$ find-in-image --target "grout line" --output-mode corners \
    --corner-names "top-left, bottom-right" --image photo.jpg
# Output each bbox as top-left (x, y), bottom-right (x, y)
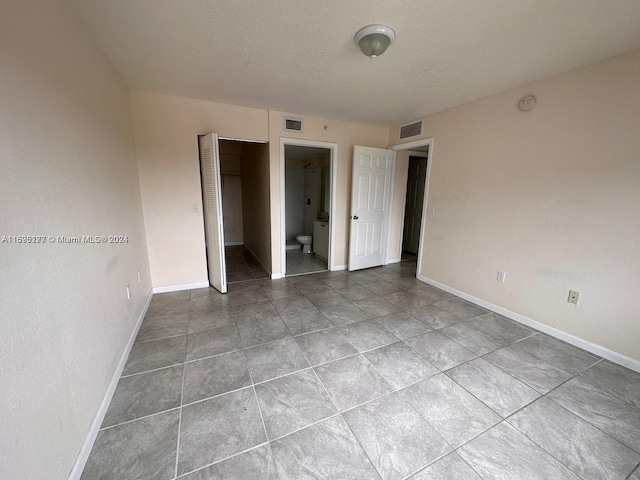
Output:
top-left (98, 406), bottom-right (182, 431)
top-left (175, 441), bottom-right (270, 479)
top-left (174, 363), bottom-right (186, 478)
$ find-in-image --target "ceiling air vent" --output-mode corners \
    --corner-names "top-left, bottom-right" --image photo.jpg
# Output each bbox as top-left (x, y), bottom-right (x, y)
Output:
top-left (284, 117), bottom-right (303, 132)
top-left (399, 120), bottom-right (423, 139)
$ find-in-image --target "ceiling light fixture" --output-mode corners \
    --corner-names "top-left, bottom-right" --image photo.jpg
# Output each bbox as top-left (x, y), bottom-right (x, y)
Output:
top-left (354, 24), bottom-right (395, 60)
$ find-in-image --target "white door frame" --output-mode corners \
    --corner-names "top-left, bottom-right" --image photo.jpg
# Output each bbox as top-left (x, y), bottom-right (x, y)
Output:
top-left (389, 138), bottom-right (434, 278)
top-left (279, 138), bottom-right (338, 276)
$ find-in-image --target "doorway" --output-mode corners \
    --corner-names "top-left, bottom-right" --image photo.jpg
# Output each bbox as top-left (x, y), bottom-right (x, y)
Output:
top-left (402, 151), bottom-right (428, 261)
top-left (280, 139), bottom-right (337, 277)
top-left (389, 138), bottom-right (433, 277)
top-left (199, 135), bottom-right (271, 292)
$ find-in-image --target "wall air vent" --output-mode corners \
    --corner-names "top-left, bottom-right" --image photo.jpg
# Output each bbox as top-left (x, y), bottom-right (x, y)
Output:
top-left (399, 120), bottom-right (423, 139)
top-left (284, 117), bottom-right (303, 132)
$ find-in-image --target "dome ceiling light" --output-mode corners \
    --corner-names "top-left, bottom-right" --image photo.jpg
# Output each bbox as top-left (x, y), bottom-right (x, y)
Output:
top-left (354, 24), bottom-right (396, 60)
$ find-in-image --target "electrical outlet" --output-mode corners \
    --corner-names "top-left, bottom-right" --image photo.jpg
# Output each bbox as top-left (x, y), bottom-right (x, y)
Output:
top-left (126, 285), bottom-right (131, 300)
top-left (568, 290), bottom-right (580, 305)
top-left (496, 270), bottom-right (506, 283)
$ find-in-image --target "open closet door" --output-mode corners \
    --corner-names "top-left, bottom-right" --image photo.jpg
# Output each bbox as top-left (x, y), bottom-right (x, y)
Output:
top-left (348, 146), bottom-right (395, 271)
top-left (198, 133), bottom-right (227, 293)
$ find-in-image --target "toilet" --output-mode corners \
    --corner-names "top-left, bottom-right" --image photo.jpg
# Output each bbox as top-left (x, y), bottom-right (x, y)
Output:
top-left (296, 234), bottom-right (313, 254)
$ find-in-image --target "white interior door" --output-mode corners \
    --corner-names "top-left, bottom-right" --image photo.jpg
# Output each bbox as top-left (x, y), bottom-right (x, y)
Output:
top-left (198, 133), bottom-right (227, 293)
top-left (402, 157), bottom-right (427, 254)
top-left (348, 146), bottom-right (395, 271)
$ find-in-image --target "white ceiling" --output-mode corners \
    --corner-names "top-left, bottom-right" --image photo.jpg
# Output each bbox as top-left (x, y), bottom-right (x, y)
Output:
top-left (71, 0), bottom-right (640, 126)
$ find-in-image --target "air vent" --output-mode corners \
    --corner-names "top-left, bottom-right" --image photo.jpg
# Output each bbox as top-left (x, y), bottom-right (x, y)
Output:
top-left (399, 120), bottom-right (423, 139)
top-left (284, 117), bottom-right (303, 132)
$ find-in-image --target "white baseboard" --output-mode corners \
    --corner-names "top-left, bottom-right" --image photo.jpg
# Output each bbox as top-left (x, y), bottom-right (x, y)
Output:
top-left (152, 281), bottom-right (209, 294)
top-left (271, 273), bottom-right (285, 280)
top-left (387, 258), bottom-right (401, 264)
top-left (68, 290), bottom-right (153, 480)
top-left (224, 241), bottom-right (244, 246)
top-left (331, 264), bottom-right (347, 271)
top-left (417, 274), bottom-right (640, 373)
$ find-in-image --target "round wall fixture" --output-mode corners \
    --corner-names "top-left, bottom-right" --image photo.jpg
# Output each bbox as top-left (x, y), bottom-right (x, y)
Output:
top-left (354, 24), bottom-right (395, 60)
top-left (518, 95), bottom-right (536, 111)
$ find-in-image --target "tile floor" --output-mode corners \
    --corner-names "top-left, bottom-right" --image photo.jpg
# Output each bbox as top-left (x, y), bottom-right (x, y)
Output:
top-left (225, 245), bottom-right (270, 283)
top-left (82, 260), bottom-right (640, 480)
top-left (286, 249), bottom-right (327, 276)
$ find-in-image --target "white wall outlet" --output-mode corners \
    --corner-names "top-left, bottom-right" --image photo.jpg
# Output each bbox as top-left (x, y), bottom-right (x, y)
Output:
top-left (192, 203), bottom-right (200, 213)
top-left (137, 271), bottom-right (141, 283)
top-left (496, 270), bottom-right (506, 283)
top-left (568, 290), bottom-right (580, 305)
top-left (126, 285), bottom-right (131, 300)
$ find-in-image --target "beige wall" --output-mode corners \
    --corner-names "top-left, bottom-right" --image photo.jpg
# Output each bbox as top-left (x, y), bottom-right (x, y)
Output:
top-left (129, 91), bottom-right (268, 288)
top-left (242, 143), bottom-right (272, 270)
top-left (268, 111), bottom-right (389, 274)
top-left (389, 49), bottom-right (640, 363)
top-left (0, 1), bottom-right (150, 478)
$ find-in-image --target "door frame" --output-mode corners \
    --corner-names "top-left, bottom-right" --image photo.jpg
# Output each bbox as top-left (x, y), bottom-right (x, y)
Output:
top-left (279, 138), bottom-right (338, 276)
top-left (389, 138), bottom-right (434, 277)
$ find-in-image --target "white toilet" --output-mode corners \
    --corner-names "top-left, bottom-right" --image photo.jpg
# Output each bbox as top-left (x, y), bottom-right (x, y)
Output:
top-left (296, 234), bottom-right (313, 254)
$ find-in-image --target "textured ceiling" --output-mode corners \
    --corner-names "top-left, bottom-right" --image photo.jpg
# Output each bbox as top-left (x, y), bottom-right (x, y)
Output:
top-left (71, 0), bottom-right (640, 126)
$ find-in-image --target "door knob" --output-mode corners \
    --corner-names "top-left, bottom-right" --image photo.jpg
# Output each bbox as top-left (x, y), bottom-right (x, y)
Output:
top-left (352, 215), bottom-right (359, 220)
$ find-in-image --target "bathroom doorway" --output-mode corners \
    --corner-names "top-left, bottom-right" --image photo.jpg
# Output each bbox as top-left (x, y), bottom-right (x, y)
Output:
top-left (280, 139), bottom-right (337, 276)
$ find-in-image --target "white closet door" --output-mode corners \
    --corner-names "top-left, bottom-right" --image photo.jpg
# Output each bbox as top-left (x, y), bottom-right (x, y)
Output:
top-left (198, 133), bottom-right (227, 293)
